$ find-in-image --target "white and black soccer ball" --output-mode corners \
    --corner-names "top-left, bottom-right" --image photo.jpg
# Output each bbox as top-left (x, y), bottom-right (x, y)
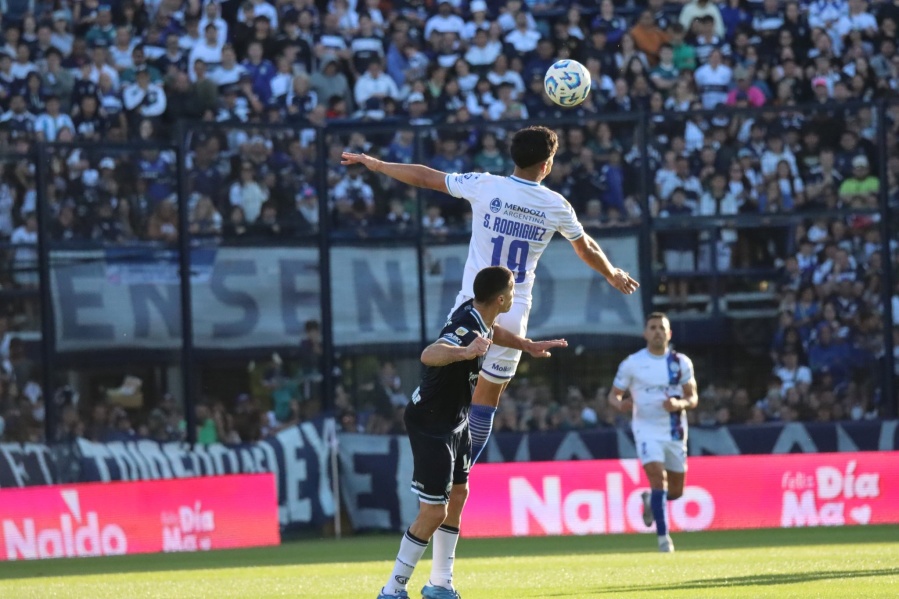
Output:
top-left (543, 59), bottom-right (592, 107)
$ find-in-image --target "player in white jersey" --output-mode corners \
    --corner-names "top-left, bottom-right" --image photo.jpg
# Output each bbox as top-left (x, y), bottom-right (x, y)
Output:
top-left (342, 126), bottom-right (639, 465)
top-left (608, 312), bottom-right (697, 553)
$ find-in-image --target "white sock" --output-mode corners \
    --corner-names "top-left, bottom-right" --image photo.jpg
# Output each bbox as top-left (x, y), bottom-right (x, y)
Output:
top-left (429, 524), bottom-right (460, 590)
top-left (384, 529), bottom-right (429, 595)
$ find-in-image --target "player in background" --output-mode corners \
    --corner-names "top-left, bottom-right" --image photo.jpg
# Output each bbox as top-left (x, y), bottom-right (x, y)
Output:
top-left (342, 126), bottom-right (639, 466)
top-left (608, 312), bottom-right (697, 553)
top-left (378, 266), bottom-right (567, 599)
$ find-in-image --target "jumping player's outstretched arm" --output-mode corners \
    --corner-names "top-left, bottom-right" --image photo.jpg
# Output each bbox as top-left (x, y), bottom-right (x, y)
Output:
top-left (492, 325), bottom-right (567, 358)
top-left (570, 233), bottom-right (640, 295)
top-left (341, 152), bottom-right (449, 194)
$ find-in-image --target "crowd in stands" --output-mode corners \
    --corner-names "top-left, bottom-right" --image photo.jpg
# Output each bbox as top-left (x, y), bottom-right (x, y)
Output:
top-left (2, 0), bottom-right (898, 442)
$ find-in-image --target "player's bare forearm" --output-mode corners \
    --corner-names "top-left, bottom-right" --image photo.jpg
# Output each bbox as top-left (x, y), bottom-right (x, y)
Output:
top-left (340, 152), bottom-right (448, 192)
top-left (421, 342), bottom-right (472, 367)
top-left (376, 162), bottom-right (448, 192)
top-left (421, 336), bottom-right (490, 366)
top-left (493, 325), bottom-right (567, 358)
top-left (491, 325), bottom-right (527, 351)
top-left (571, 234), bottom-right (639, 294)
top-left (573, 233), bottom-right (614, 277)
top-left (680, 379), bottom-right (698, 410)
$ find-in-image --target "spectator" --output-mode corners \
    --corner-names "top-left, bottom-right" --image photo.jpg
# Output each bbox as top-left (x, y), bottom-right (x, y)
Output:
top-left (333, 163), bottom-right (374, 224)
top-left (631, 10), bottom-right (671, 65)
top-left (505, 12), bottom-right (541, 55)
top-left (425, 1), bottom-right (465, 42)
top-left (34, 95), bottom-right (75, 142)
top-left (155, 34), bottom-right (189, 78)
top-left (41, 50), bottom-right (75, 113)
top-left (146, 199), bottom-right (178, 243)
top-left (199, 0), bottom-right (229, 48)
top-left (679, 0), bottom-right (726, 38)
top-left (189, 23), bottom-right (224, 75)
top-left (421, 204), bottom-right (448, 237)
top-left (838, 155), bottom-right (879, 204)
top-left (774, 349), bottom-right (813, 393)
top-left (241, 41), bottom-right (276, 103)
top-left (487, 81), bottom-right (528, 121)
top-left (727, 66), bottom-right (767, 107)
top-left (808, 324), bottom-right (852, 384)
top-left (593, 0), bottom-right (628, 47)
top-left (650, 45), bottom-right (679, 93)
top-left (50, 12), bottom-right (75, 58)
top-left (487, 54), bottom-right (525, 99)
top-left (660, 156), bottom-right (703, 203)
top-left (189, 196), bottom-right (223, 237)
top-left (123, 67), bottom-right (167, 130)
top-left (109, 27), bottom-right (137, 73)
top-left (694, 48), bottom-right (733, 109)
top-left (311, 55), bottom-right (352, 113)
top-left (10, 211), bottom-right (38, 288)
top-left (464, 28), bottom-right (502, 69)
top-left (85, 5), bottom-right (116, 48)
top-left (659, 188), bottom-right (697, 310)
top-left (210, 44), bottom-right (245, 90)
top-left (228, 162), bottom-right (269, 223)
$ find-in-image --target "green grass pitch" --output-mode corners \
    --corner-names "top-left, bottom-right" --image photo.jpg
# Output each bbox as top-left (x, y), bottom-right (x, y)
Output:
top-left (0, 526), bottom-right (896, 598)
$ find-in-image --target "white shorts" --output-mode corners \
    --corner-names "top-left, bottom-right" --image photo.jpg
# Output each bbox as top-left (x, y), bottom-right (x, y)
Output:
top-left (635, 437), bottom-right (687, 473)
top-left (450, 293), bottom-right (530, 384)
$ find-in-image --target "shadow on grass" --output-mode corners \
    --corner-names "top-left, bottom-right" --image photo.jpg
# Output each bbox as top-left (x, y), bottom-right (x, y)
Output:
top-left (542, 567), bottom-right (899, 596)
top-left (0, 525), bottom-right (896, 581)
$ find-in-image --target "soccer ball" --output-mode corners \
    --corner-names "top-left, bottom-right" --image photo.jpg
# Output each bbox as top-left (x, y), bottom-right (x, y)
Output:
top-left (544, 60), bottom-right (592, 107)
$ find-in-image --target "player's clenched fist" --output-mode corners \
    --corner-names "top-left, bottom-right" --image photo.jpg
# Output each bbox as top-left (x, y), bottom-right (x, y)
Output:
top-left (464, 333), bottom-right (492, 359)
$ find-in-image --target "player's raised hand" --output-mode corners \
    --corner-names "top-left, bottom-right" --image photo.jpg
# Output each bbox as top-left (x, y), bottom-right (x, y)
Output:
top-left (464, 333), bottom-right (492, 360)
top-left (524, 338), bottom-right (568, 358)
top-left (607, 268), bottom-right (640, 295)
top-left (340, 151), bottom-right (381, 172)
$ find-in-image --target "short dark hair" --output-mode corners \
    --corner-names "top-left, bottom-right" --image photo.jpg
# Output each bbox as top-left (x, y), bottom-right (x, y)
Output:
top-left (473, 266), bottom-right (514, 303)
top-left (510, 126), bottom-right (558, 169)
top-left (645, 311), bottom-right (669, 325)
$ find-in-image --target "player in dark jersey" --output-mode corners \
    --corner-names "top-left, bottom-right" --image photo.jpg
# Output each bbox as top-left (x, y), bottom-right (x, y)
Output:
top-left (378, 266), bottom-right (567, 599)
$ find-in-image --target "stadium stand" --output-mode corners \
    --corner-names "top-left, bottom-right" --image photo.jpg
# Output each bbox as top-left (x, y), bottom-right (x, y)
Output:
top-left (0, 0), bottom-right (896, 442)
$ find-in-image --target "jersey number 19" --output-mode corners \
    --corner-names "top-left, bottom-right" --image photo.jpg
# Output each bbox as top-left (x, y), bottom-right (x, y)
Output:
top-left (490, 235), bottom-right (529, 283)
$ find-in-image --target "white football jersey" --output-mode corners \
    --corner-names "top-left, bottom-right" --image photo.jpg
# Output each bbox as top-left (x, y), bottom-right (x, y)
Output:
top-left (612, 348), bottom-right (695, 441)
top-left (445, 172), bottom-right (584, 306)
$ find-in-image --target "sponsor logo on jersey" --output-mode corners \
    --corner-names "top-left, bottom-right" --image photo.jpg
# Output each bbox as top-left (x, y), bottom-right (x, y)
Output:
top-left (455, 327), bottom-right (469, 336)
top-left (504, 202), bottom-right (547, 219)
top-left (443, 334), bottom-right (462, 345)
top-left (490, 198), bottom-right (502, 213)
top-left (489, 362), bottom-right (514, 372)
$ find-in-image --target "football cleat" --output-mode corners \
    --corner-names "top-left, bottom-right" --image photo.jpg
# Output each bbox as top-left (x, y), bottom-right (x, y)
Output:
top-left (422, 583), bottom-right (461, 599)
top-left (658, 535), bottom-right (675, 553)
top-left (377, 589), bottom-right (410, 599)
top-left (641, 491), bottom-right (654, 527)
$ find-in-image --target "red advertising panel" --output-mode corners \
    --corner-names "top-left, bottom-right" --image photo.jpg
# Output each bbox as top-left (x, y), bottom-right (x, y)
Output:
top-left (0, 474), bottom-right (279, 560)
top-left (466, 452), bottom-right (898, 538)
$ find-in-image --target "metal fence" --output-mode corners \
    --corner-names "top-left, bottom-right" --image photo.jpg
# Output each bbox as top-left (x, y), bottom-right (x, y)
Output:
top-left (1, 99), bottom-right (895, 444)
